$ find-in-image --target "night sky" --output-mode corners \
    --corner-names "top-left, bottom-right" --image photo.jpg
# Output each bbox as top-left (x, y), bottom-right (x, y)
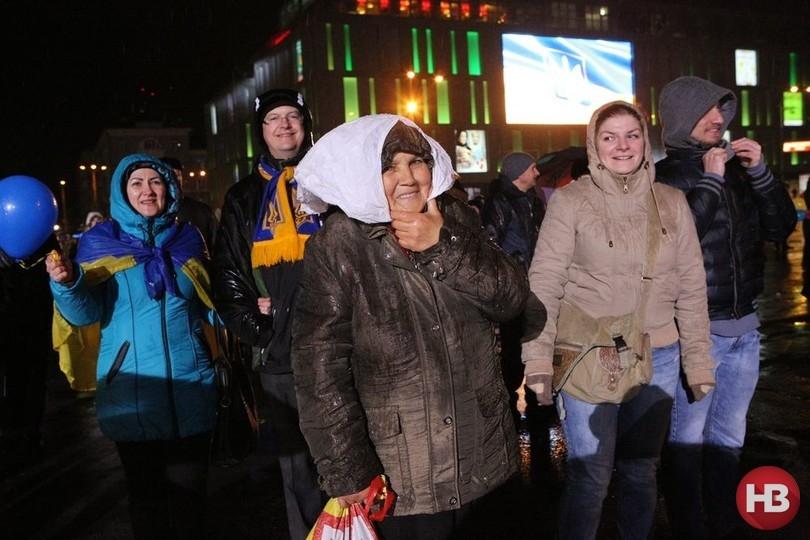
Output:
top-left (0, 1), bottom-right (282, 188)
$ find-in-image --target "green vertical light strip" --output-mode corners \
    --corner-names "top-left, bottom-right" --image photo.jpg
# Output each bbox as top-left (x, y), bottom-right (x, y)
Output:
top-left (343, 24), bottom-right (353, 72)
top-left (437, 80), bottom-right (450, 124)
top-left (469, 81), bottom-right (478, 124)
top-left (411, 28), bottom-right (421, 73)
top-left (650, 86), bottom-right (657, 126)
top-left (395, 78), bottom-right (403, 116)
top-left (766, 92), bottom-right (773, 126)
top-left (569, 130), bottom-right (581, 146)
top-left (741, 89), bottom-right (751, 127)
top-left (789, 52), bottom-right (798, 87)
top-left (791, 128), bottom-right (799, 166)
top-left (368, 78), bottom-right (377, 114)
top-left (512, 130), bottom-right (523, 151)
top-left (422, 79), bottom-right (430, 124)
top-left (482, 81), bottom-right (491, 124)
top-left (426, 29), bottom-right (434, 74)
top-left (755, 93), bottom-right (762, 126)
top-left (245, 123), bottom-right (253, 159)
top-left (295, 39), bottom-right (304, 82)
top-left (450, 30), bottom-right (458, 75)
top-left (467, 31), bottom-right (481, 76)
top-left (325, 23), bottom-right (335, 71)
top-left (342, 77), bottom-right (359, 122)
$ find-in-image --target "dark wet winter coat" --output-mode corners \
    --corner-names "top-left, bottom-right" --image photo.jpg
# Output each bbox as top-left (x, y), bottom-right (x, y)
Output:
top-left (292, 195), bottom-right (528, 516)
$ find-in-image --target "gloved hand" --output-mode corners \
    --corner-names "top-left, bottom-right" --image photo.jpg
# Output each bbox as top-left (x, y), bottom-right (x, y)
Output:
top-left (0, 247), bottom-right (14, 269)
top-left (690, 383), bottom-right (714, 402)
top-left (525, 372), bottom-right (553, 406)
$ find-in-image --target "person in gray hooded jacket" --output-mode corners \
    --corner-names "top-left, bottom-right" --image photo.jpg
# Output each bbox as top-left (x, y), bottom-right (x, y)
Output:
top-left (656, 76), bottom-right (796, 539)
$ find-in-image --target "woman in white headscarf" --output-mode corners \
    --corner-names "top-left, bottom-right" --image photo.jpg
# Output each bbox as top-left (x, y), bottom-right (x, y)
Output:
top-left (291, 115), bottom-right (530, 539)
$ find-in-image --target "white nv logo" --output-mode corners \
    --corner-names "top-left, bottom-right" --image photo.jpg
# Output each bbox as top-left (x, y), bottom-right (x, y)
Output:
top-left (746, 483), bottom-right (791, 513)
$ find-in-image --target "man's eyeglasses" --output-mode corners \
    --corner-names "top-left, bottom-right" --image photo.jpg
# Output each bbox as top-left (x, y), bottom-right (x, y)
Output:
top-left (263, 112), bottom-right (303, 126)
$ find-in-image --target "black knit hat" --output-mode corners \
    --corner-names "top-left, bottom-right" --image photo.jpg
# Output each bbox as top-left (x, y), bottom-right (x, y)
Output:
top-left (254, 88), bottom-right (314, 159)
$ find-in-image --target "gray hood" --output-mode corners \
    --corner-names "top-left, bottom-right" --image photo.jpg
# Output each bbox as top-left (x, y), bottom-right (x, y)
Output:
top-left (659, 76), bottom-right (736, 151)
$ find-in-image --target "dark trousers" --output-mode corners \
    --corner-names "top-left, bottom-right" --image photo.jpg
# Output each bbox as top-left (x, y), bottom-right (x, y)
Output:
top-left (260, 372), bottom-right (325, 540)
top-left (116, 433), bottom-right (210, 540)
top-left (377, 503), bottom-right (476, 540)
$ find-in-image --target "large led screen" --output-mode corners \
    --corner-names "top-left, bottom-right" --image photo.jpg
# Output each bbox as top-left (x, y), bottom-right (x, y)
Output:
top-left (502, 34), bottom-right (634, 125)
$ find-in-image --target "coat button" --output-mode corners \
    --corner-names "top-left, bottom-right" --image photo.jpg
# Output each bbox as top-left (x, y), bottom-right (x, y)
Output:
top-left (444, 416), bottom-right (453, 425)
top-left (431, 324), bottom-right (440, 331)
top-left (449, 496), bottom-right (458, 505)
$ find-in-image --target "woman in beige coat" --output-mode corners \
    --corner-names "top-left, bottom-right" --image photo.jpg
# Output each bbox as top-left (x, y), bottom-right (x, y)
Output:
top-left (522, 101), bottom-right (714, 539)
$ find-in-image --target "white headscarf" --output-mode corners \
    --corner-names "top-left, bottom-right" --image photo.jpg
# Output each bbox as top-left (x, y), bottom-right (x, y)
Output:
top-left (295, 114), bottom-right (456, 224)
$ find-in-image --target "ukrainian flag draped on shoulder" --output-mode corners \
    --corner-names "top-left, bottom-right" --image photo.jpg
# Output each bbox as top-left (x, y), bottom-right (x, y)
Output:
top-left (251, 157), bottom-right (321, 268)
top-left (52, 220), bottom-right (213, 359)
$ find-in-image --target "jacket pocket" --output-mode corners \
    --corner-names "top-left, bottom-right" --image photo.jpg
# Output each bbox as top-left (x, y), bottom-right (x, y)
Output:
top-left (365, 407), bottom-right (413, 509)
top-left (106, 341), bottom-right (130, 385)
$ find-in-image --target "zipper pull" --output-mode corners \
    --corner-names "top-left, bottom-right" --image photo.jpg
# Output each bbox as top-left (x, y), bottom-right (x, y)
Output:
top-left (622, 177), bottom-right (629, 194)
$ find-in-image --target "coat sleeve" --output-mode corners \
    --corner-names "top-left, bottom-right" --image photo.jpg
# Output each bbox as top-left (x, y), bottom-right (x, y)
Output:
top-left (746, 163), bottom-right (797, 243)
top-left (521, 190), bottom-right (577, 377)
top-left (671, 192), bottom-right (715, 388)
top-left (412, 198), bottom-right (529, 323)
top-left (50, 266), bottom-right (103, 326)
top-left (291, 230), bottom-right (384, 497)
top-left (212, 189), bottom-right (274, 347)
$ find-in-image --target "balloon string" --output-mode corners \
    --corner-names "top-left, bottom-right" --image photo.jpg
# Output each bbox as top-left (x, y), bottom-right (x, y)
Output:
top-left (17, 253), bottom-right (48, 269)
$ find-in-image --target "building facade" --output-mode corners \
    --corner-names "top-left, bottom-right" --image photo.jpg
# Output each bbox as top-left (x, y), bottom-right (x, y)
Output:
top-left (204, 0), bottom-right (810, 206)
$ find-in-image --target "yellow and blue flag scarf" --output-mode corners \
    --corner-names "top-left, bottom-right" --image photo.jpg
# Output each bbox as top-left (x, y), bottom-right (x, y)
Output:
top-left (251, 157), bottom-right (321, 268)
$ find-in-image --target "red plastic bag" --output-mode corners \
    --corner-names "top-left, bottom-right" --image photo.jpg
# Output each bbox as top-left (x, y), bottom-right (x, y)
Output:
top-left (306, 475), bottom-right (395, 540)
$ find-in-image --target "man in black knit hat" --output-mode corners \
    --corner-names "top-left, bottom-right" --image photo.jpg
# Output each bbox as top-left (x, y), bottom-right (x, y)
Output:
top-left (212, 88), bottom-right (324, 539)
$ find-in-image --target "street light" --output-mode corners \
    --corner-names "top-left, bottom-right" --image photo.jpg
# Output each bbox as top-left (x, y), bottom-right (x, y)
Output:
top-left (79, 163), bottom-right (107, 208)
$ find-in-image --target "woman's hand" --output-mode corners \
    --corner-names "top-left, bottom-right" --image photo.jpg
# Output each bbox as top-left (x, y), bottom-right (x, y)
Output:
top-left (525, 373), bottom-right (553, 406)
top-left (390, 199), bottom-right (443, 252)
top-left (257, 297), bottom-right (272, 315)
top-left (336, 486), bottom-right (371, 509)
top-left (45, 250), bottom-right (75, 284)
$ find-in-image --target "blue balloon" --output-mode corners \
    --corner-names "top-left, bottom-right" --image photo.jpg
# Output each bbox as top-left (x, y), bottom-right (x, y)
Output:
top-left (0, 175), bottom-right (59, 259)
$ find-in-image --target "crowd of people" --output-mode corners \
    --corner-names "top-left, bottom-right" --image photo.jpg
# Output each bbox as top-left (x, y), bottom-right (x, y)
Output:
top-left (0, 75), bottom-right (800, 540)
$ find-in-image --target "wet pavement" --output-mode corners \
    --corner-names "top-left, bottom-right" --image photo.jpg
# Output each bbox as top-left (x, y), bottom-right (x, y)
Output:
top-left (1, 229), bottom-right (808, 540)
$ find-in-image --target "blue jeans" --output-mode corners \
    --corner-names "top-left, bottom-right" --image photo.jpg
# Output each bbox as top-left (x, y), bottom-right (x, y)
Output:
top-left (557, 343), bottom-right (681, 540)
top-left (664, 330), bottom-right (760, 539)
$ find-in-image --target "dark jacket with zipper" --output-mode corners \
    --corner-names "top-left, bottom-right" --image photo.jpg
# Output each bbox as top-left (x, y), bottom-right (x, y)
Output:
top-left (291, 195), bottom-right (528, 515)
top-left (656, 151), bottom-right (795, 320)
top-left (481, 175), bottom-right (545, 270)
top-left (212, 160), bottom-right (302, 374)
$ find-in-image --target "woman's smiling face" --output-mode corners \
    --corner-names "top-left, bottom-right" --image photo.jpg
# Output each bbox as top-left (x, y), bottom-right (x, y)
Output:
top-left (382, 152), bottom-right (433, 214)
top-left (125, 167), bottom-right (166, 217)
top-left (596, 113), bottom-right (644, 175)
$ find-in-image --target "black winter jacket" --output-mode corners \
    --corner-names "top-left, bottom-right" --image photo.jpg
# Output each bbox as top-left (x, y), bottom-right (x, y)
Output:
top-left (292, 195), bottom-right (528, 515)
top-left (212, 164), bottom-right (302, 373)
top-left (481, 176), bottom-right (544, 270)
top-left (656, 150), bottom-right (795, 320)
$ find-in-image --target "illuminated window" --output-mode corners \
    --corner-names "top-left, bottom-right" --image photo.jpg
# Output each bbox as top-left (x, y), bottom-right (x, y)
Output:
top-left (426, 29), bottom-right (434, 74)
top-left (422, 79), bottom-right (430, 124)
top-left (512, 130), bottom-right (523, 151)
top-left (584, 5), bottom-right (608, 31)
top-left (437, 79), bottom-right (450, 124)
top-left (741, 90), bottom-right (751, 127)
top-left (343, 77), bottom-right (360, 122)
top-left (369, 78), bottom-right (377, 114)
top-left (380, 0), bottom-right (390, 10)
top-left (411, 28), bottom-right (421, 73)
top-left (295, 40), bottom-right (304, 82)
top-left (343, 24), bottom-right (353, 71)
top-left (735, 50), bottom-right (757, 86)
top-left (356, 0), bottom-right (367, 14)
top-left (325, 24), bottom-right (335, 71)
top-left (245, 123), bottom-right (253, 159)
top-left (784, 91), bottom-right (803, 127)
top-left (209, 104), bottom-right (218, 135)
top-left (467, 31), bottom-right (481, 76)
top-left (789, 52), bottom-right (798, 87)
top-left (483, 80), bottom-right (490, 124)
top-left (421, 0), bottom-right (431, 15)
top-left (461, 2), bottom-right (470, 19)
top-left (440, 1), bottom-right (451, 18)
top-left (450, 30), bottom-right (458, 75)
top-left (470, 81), bottom-right (477, 124)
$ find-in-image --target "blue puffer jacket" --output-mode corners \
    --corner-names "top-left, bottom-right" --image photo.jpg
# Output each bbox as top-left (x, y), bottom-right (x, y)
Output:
top-left (51, 154), bottom-right (217, 441)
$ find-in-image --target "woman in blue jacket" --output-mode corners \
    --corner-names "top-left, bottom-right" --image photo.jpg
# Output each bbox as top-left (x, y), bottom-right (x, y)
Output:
top-left (46, 153), bottom-right (216, 540)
